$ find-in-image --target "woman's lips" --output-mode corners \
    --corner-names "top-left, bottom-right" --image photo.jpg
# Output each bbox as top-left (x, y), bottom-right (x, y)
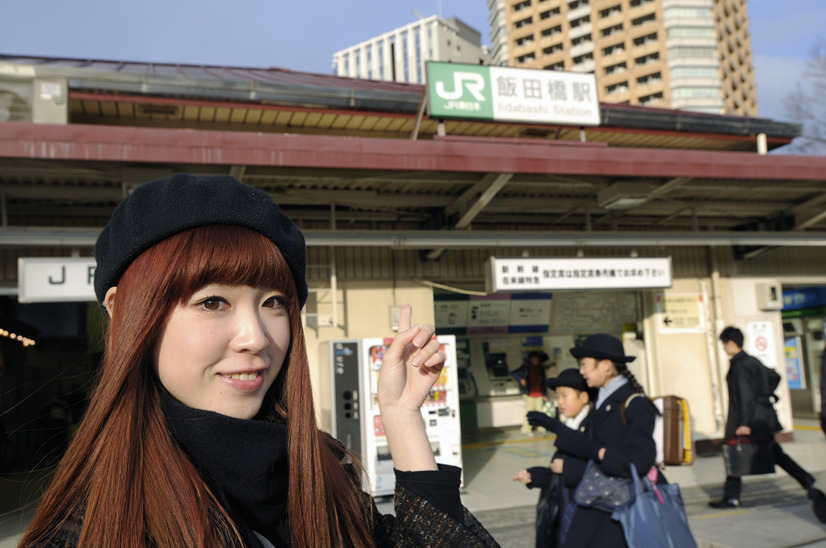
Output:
top-left (219, 370), bottom-right (265, 392)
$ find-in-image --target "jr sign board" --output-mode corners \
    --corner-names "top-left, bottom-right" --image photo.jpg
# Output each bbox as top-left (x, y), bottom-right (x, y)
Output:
top-left (18, 258), bottom-right (96, 303)
top-left (426, 62), bottom-right (600, 126)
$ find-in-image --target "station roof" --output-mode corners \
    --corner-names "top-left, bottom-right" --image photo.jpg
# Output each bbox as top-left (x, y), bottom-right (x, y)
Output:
top-left (1, 53), bottom-right (825, 255)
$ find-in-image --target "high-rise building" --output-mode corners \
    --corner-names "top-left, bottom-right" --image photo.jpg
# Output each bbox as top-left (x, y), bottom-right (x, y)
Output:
top-left (488, 0), bottom-right (510, 65)
top-left (489, 0), bottom-right (757, 115)
top-left (332, 16), bottom-right (488, 84)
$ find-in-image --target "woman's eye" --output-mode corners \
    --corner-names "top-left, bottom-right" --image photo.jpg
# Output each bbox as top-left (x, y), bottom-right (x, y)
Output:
top-left (263, 295), bottom-right (287, 310)
top-left (199, 297), bottom-right (226, 311)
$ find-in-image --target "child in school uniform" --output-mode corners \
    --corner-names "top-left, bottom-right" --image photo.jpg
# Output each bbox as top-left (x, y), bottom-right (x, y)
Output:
top-left (513, 368), bottom-right (594, 548)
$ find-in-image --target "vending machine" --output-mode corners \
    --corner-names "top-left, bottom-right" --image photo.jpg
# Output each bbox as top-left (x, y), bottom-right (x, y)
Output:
top-left (321, 335), bottom-right (463, 497)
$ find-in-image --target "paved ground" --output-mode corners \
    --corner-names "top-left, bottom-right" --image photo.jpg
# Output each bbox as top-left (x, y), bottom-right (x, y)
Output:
top-left (458, 420), bottom-right (826, 548)
top-left (1, 420), bottom-right (824, 547)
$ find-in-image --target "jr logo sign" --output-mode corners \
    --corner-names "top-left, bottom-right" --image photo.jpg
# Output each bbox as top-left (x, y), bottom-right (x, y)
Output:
top-left (425, 61), bottom-right (600, 126)
top-left (435, 72), bottom-right (487, 101)
top-left (427, 63), bottom-right (494, 119)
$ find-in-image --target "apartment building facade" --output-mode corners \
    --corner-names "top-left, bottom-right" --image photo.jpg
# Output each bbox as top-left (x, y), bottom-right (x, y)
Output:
top-left (332, 16), bottom-right (487, 84)
top-left (492, 0), bottom-right (757, 115)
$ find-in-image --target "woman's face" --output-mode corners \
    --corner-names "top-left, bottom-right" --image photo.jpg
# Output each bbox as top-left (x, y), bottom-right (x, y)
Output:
top-left (578, 357), bottom-right (615, 389)
top-left (154, 284), bottom-right (291, 419)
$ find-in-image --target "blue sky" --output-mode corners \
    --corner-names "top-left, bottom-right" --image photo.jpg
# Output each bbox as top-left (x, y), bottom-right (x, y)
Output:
top-left (1, 1), bottom-right (823, 121)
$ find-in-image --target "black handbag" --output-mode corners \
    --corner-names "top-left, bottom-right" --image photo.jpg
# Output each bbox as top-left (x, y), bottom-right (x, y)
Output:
top-left (721, 436), bottom-right (775, 476)
top-left (535, 473), bottom-right (560, 548)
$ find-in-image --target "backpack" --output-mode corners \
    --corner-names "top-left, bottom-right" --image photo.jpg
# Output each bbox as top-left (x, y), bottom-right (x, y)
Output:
top-left (622, 394), bottom-right (694, 467)
top-left (760, 364), bottom-right (781, 403)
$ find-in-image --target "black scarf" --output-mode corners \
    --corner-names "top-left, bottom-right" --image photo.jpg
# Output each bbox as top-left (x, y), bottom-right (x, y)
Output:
top-left (161, 393), bottom-right (291, 547)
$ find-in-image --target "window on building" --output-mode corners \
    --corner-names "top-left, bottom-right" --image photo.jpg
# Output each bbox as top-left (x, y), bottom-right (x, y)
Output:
top-left (415, 29), bottom-right (422, 83)
top-left (670, 66), bottom-right (718, 79)
top-left (602, 23), bottom-right (623, 37)
top-left (516, 35), bottom-right (535, 47)
top-left (569, 0), bottom-right (589, 9)
top-left (634, 52), bottom-right (660, 65)
top-left (540, 7), bottom-right (561, 19)
top-left (570, 15), bottom-right (590, 28)
top-left (633, 32), bottom-right (658, 47)
top-left (543, 43), bottom-right (564, 55)
top-left (663, 6), bottom-right (712, 18)
top-left (636, 71), bottom-right (662, 85)
top-left (668, 46), bottom-right (716, 59)
top-left (604, 61), bottom-right (627, 75)
top-left (517, 52), bottom-right (536, 63)
top-left (667, 26), bottom-right (715, 39)
top-left (603, 42), bottom-right (625, 56)
top-left (544, 61), bottom-right (565, 70)
top-left (378, 42), bottom-right (385, 79)
top-left (571, 33), bottom-right (592, 46)
top-left (639, 91), bottom-right (664, 105)
top-left (605, 81), bottom-right (629, 95)
top-left (573, 52), bottom-right (594, 65)
top-left (599, 4), bottom-right (622, 18)
top-left (513, 0), bottom-right (531, 11)
top-left (672, 86), bottom-right (720, 99)
top-left (542, 25), bottom-right (563, 37)
top-left (629, 0), bottom-right (655, 7)
top-left (632, 13), bottom-right (656, 26)
top-left (402, 30), bottom-right (409, 83)
top-left (514, 16), bottom-right (533, 29)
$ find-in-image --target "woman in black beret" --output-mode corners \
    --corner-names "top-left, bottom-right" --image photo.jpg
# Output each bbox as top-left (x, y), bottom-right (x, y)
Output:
top-left (526, 333), bottom-right (662, 548)
top-left (20, 174), bottom-right (498, 548)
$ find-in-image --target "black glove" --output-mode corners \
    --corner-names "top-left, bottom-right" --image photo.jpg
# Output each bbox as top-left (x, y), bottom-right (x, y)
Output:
top-left (526, 411), bottom-right (562, 433)
top-left (526, 466), bottom-right (553, 489)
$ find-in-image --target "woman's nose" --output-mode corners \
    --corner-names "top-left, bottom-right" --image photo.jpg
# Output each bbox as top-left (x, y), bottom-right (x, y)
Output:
top-left (231, 310), bottom-right (270, 352)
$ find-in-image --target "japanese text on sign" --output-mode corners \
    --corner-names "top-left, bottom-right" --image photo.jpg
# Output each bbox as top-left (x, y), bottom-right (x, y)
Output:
top-left (485, 257), bottom-right (672, 292)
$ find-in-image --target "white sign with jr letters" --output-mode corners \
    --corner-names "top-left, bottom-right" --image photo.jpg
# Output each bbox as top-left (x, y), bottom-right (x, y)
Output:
top-left (18, 258), bottom-right (96, 303)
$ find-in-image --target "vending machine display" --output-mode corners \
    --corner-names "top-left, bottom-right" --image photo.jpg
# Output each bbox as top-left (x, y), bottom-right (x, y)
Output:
top-left (323, 335), bottom-right (463, 497)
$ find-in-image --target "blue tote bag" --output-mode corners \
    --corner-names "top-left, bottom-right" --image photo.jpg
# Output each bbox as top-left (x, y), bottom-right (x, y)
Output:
top-left (611, 463), bottom-right (697, 548)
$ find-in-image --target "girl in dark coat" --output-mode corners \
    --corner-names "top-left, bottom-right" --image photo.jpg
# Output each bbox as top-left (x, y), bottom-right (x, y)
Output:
top-left (527, 333), bottom-right (658, 548)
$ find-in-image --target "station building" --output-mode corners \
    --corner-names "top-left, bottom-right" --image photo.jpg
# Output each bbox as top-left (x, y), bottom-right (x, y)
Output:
top-left (0, 53), bottom-right (825, 471)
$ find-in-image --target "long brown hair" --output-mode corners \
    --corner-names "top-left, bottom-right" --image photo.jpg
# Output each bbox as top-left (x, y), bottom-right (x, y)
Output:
top-left (21, 225), bottom-right (373, 547)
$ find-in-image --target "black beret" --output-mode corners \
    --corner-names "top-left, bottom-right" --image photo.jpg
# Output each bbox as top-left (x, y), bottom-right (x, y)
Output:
top-left (94, 173), bottom-right (308, 308)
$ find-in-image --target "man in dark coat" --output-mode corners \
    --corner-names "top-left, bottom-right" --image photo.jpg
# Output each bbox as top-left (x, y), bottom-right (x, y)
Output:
top-left (709, 326), bottom-right (826, 523)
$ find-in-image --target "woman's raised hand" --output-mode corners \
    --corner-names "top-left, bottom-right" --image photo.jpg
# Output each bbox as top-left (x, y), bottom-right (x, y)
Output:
top-left (376, 304), bottom-right (444, 471)
top-left (377, 304), bottom-right (445, 415)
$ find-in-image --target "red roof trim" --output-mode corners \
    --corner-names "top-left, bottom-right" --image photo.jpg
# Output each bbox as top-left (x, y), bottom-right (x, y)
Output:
top-left (1, 122), bottom-right (823, 180)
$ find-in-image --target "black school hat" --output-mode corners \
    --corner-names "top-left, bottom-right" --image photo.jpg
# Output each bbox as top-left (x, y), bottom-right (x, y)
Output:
top-left (94, 173), bottom-right (308, 309)
top-left (570, 333), bottom-right (635, 363)
top-left (546, 368), bottom-right (589, 392)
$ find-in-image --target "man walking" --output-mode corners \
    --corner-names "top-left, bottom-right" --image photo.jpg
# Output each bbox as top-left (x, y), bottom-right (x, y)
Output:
top-left (709, 326), bottom-right (826, 523)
